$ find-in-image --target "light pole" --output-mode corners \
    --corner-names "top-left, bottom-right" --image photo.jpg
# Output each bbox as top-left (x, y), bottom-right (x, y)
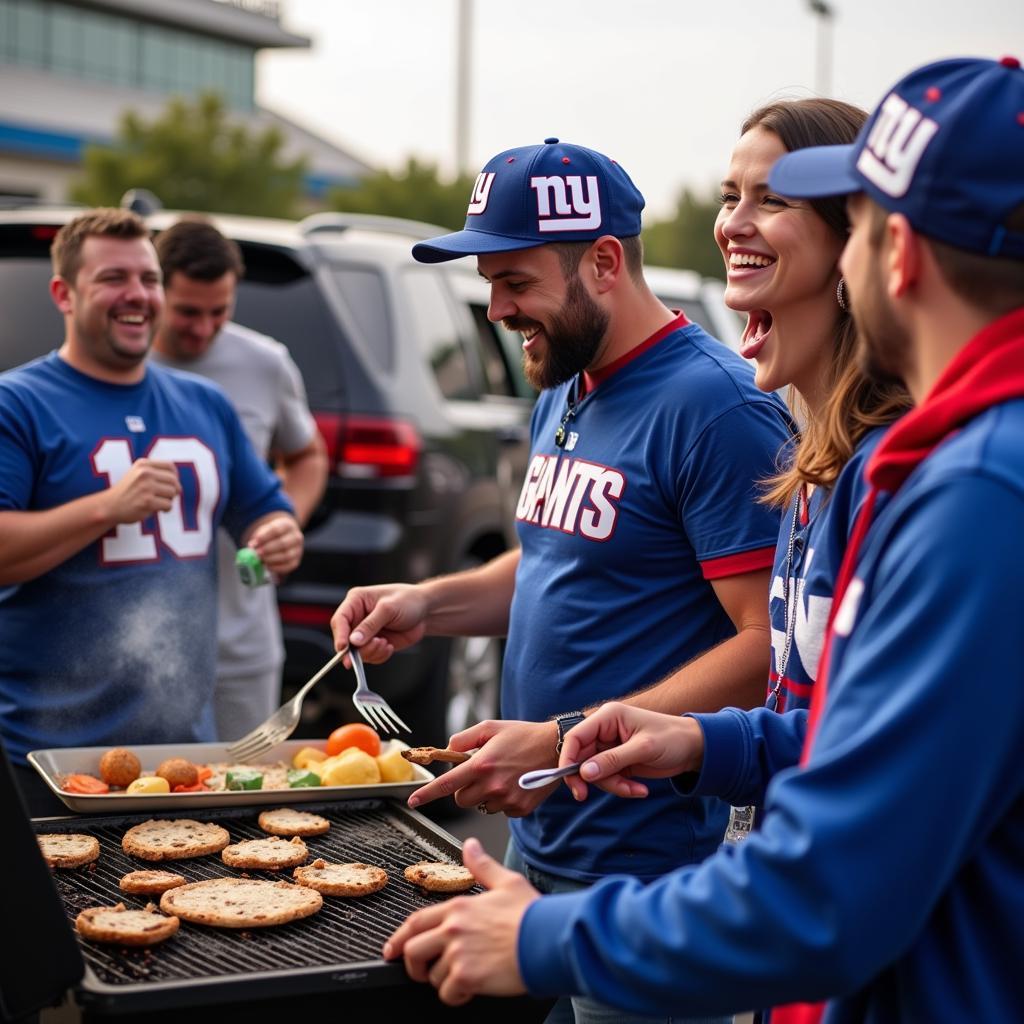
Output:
top-left (455, 0), bottom-right (473, 177)
top-left (808, 0), bottom-right (835, 96)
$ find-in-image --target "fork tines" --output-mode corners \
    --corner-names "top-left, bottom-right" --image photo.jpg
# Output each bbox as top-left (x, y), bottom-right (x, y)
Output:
top-left (226, 728), bottom-right (284, 762)
top-left (353, 699), bottom-right (411, 735)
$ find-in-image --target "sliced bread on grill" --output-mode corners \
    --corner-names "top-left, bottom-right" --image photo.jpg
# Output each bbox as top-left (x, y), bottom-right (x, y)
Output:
top-left (122, 819), bottom-right (230, 861)
top-left (293, 859), bottom-right (388, 896)
top-left (76, 903), bottom-right (179, 945)
top-left (37, 833), bottom-right (100, 869)
top-left (160, 877), bottom-right (322, 927)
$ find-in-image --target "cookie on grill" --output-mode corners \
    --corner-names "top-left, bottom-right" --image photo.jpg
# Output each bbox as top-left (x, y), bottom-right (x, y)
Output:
top-left (222, 835), bottom-right (308, 870)
top-left (293, 859), bottom-right (388, 896)
top-left (37, 833), bottom-right (100, 869)
top-left (122, 819), bottom-right (230, 861)
top-left (403, 861), bottom-right (475, 893)
top-left (257, 808), bottom-right (331, 837)
top-left (76, 903), bottom-right (179, 946)
top-left (159, 877), bottom-right (322, 927)
top-left (119, 869), bottom-right (187, 894)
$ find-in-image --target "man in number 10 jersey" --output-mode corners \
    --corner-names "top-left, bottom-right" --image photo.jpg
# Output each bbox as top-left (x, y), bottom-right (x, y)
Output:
top-left (0, 209), bottom-right (301, 809)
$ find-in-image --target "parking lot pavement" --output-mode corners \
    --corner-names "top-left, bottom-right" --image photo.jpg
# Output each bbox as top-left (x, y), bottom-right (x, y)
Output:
top-left (442, 802), bottom-right (511, 861)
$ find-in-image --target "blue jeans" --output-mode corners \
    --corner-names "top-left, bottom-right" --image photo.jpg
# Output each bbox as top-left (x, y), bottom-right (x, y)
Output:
top-left (505, 840), bottom-right (733, 1024)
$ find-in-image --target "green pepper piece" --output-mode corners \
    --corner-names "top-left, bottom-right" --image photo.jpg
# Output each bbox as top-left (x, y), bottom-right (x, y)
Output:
top-left (225, 769), bottom-right (264, 791)
top-left (287, 768), bottom-right (321, 788)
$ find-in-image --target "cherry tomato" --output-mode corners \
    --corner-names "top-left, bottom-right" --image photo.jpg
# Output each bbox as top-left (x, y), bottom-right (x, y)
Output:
top-left (63, 773), bottom-right (110, 795)
top-left (326, 722), bottom-right (381, 757)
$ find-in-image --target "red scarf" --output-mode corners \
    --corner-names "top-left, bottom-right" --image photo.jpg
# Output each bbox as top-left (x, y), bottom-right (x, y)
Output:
top-left (773, 307), bottom-right (1024, 1024)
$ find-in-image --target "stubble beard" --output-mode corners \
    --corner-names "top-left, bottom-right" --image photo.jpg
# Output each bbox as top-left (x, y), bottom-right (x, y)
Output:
top-left (851, 274), bottom-right (910, 385)
top-left (520, 274), bottom-right (610, 391)
top-left (78, 311), bottom-right (154, 370)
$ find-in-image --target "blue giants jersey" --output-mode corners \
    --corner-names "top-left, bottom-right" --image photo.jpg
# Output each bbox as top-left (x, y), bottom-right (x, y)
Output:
top-left (504, 316), bottom-right (792, 882)
top-left (767, 426), bottom-right (887, 712)
top-left (0, 353), bottom-right (292, 762)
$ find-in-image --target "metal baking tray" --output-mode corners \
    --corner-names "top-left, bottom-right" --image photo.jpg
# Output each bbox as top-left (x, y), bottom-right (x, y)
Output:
top-left (28, 739), bottom-right (432, 813)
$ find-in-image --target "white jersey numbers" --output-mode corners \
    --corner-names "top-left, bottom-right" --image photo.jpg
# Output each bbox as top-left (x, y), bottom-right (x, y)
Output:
top-left (92, 437), bottom-right (220, 563)
top-left (93, 439), bottom-right (157, 562)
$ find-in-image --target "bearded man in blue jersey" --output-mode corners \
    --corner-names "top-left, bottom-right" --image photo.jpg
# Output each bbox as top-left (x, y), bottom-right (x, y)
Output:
top-left (332, 139), bottom-right (793, 1024)
top-left (0, 209), bottom-right (303, 815)
top-left (382, 57), bottom-right (1024, 1024)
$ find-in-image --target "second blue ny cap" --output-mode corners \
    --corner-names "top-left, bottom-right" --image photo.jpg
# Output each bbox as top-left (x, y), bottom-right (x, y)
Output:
top-left (412, 138), bottom-right (645, 263)
top-left (769, 56), bottom-right (1024, 259)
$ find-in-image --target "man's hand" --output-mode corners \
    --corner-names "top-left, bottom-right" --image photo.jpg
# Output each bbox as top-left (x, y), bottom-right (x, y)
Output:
top-left (408, 719), bottom-right (559, 817)
top-left (330, 583), bottom-right (430, 665)
top-left (246, 513), bottom-right (303, 577)
top-left (559, 701), bottom-right (706, 802)
top-left (383, 837), bottom-right (536, 1005)
top-left (105, 458), bottom-right (181, 523)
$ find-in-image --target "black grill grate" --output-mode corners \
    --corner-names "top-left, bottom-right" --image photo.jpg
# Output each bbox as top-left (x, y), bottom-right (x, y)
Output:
top-left (35, 800), bottom-right (480, 1011)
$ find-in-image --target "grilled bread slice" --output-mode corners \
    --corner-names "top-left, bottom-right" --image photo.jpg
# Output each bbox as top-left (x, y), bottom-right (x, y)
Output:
top-left (76, 903), bottom-right (179, 945)
top-left (293, 859), bottom-right (388, 896)
top-left (222, 835), bottom-right (308, 870)
top-left (37, 833), bottom-right (100, 869)
top-left (403, 861), bottom-right (476, 893)
top-left (257, 808), bottom-right (331, 837)
top-left (160, 877), bottom-right (322, 927)
top-left (119, 870), bottom-right (188, 894)
top-left (122, 819), bottom-right (231, 861)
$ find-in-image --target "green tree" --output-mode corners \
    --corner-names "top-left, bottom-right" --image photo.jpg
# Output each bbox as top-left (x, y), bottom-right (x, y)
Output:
top-left (329, 157), bottom-right (473, 230)
top-left (642, 187), bottom-right (725, 280)
top-left (70, 92), bottom-right (307, 218)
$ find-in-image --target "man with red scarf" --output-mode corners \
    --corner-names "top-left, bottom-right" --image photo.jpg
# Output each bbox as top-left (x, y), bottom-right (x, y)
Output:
top-left (383, 56), bottom-right (1024, 1023)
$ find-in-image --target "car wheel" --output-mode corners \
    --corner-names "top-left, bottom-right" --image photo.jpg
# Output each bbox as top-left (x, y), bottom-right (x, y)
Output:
top-left (445, 633), bottom-right (502, 738)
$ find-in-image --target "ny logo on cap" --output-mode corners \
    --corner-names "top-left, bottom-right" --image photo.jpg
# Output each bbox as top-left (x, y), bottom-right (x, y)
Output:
top-left (857, 93), bottom-right (939, 198)
top-left (530, 175), bottom-right (602, 232)
top-left (467, 172), bottom-right (496, 215)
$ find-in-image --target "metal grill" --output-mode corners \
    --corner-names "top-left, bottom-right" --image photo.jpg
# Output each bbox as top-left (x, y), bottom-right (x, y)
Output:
top-left (35, 799), bottom-right (480, 1012)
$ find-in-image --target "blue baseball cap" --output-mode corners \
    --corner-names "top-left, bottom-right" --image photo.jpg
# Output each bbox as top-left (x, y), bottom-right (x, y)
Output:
top-left (769, 56), bottom-right (1024, 259)
top-left (412, 138), bottom-right (645, 263)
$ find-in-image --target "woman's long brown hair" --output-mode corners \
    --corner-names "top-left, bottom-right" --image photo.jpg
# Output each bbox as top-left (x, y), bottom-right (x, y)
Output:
top-left (741, 99), bottom-right (912, 507)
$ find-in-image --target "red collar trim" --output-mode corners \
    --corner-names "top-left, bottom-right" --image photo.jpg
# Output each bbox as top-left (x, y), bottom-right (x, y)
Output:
top-left (582, 311), bottom-right (689, 394)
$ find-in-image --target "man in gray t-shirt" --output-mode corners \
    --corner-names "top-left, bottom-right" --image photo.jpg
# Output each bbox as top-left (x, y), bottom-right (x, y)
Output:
top-left (153, 219), bottom-right (328, 740)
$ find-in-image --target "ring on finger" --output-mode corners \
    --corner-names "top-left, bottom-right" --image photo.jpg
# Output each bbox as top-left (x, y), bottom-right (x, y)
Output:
top-left (476, 802), bottom-right (492, 815)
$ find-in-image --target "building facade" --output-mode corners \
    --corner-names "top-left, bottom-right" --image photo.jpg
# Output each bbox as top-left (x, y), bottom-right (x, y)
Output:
top-left (0, 0), bottom-right (371, 202)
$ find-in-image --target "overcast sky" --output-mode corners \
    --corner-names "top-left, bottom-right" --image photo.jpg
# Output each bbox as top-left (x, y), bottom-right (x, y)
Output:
top-left (259, 0), bottom-right (1024, 218)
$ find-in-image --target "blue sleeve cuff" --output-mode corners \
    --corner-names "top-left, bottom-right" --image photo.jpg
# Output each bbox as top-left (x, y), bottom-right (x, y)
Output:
top-left (673, 709), bottom-right (751, 803)
top-left (518, 891), bottom-right (590, 997)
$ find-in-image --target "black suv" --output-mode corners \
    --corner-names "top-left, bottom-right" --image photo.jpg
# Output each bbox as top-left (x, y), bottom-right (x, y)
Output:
top-left (0, 207), bottom-right (533, 743)
top-left (0, 205), bottom-right (741, 744)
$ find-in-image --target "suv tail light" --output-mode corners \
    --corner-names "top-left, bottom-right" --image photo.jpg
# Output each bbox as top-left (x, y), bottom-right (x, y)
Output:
top-left (315, 413), bottom-right (421, 479)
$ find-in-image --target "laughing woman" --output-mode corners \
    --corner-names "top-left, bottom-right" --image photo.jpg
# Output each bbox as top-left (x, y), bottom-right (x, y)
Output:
top-left (714, 99), bottom-right (911, 738)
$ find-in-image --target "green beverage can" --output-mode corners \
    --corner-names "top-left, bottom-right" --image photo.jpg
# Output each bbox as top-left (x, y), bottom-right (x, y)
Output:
top-left (235, 546), bottom-right (268, 587)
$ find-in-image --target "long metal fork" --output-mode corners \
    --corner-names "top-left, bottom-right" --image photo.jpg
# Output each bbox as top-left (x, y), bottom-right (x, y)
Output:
top-left (225, 648), bottom-right (348, 762)
top-left (349, 647), bottom-right (411, 734)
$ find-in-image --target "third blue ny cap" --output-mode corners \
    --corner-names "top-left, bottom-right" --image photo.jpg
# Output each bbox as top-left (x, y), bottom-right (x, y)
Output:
top-left (769, 56), bottom-right (1024, 259)
top-left (412, 138), bottom-right (645, 263)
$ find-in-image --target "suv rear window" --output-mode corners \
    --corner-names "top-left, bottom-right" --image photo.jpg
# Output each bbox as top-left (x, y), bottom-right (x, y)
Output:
top-left (0, 257), bottom-right (62, 370)
top-left (230, 245), bottom-right (347, 409)
top-left (401, 267), bottom-right (478, 401)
